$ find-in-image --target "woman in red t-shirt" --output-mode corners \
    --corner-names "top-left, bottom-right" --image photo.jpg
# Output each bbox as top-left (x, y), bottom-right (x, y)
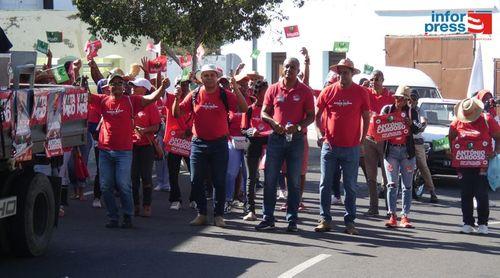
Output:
top-left (381, 85), bottom-right (422, 229)
top-left (129, 78), bottom-right (161, 217)
top-left (449, 97), bottom-right (500, 235)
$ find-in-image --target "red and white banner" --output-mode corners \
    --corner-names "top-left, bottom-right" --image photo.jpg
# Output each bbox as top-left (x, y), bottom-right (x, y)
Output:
top-left (179, 54), bottom-right (192, 69)
top-left (451, 140), bottom-right (491, 168)
top-left (85, 39), bottom-right (102, 61)
top-left (284, 25), bottom-right (300, 38)
top-left (62, 88), bottom-right (87, 122)
top-left (31, 89), bottom-right (49, 126)
top-left (164, 129), bottom-right (191, 157)
top-left (148, 55), bottom-right (167, 73)
top-left (0, 90), bottom-right (13, 130)
top-left (45, 93), bottom-right (63, 157)
top-left (369, 112), bottom-right (409, 142)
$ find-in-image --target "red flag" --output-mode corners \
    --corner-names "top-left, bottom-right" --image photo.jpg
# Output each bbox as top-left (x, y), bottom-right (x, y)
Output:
top-left (179, 54), bottom-right (192, 68)
top-left (85, 39), bottom-right (102, 61)
top-left (148, 55), bottom-right (167, 73)
top-left (284, 25), bottom-right (300, 38)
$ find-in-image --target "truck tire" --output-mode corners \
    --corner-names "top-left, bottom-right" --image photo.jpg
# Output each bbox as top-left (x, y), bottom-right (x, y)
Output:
top-left (10, 173), bottom-right (55, 257)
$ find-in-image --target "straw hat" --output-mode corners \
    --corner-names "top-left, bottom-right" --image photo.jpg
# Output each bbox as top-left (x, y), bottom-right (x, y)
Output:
top-left (454, 97), bottom-right (484, 123)
top-left (329, 58), bottom-right (360, 75)
top-left (394, 85), bottom-right (411, 99)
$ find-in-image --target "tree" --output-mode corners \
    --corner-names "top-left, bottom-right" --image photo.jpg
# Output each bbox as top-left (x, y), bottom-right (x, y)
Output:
top-left (74, 0), bottom-right (304, 70)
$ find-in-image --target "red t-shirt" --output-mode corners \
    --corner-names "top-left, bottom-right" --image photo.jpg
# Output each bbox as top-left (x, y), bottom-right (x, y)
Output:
top-left (263, 80), bottom-right (314, 126)
top-left (88, 101), bottom-right (101, 124)
top-left (241, 104), bottom-right (272, 137)
top-left (132, 103), bottom-right (161, 146)
top-left (90, 94), bottom-right (143, 151)
top-left (179, 87), bottom-right (238, 140)
top-left (229, 111), bottom-right (243, 137)
top-left (317, 82), bottom-right (370, 147)
top-left (450, 113), bottom-right (500, 154)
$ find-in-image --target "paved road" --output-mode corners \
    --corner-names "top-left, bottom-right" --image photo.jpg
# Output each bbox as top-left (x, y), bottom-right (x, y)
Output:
top-left (1, 143), bottom-right (500, 278)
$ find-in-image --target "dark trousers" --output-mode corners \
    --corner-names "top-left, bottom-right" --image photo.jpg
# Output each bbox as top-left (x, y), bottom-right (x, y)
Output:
top-left (458, 168), bottom-right (490, 226)
top-left (245, 136), bottom-right (268, 213)
top-left (131, 145), bottom-right (155, 206)
top-left (167, 152), bottom-right (193, 203)
top-left (190, 137), bottom-right (228, 216)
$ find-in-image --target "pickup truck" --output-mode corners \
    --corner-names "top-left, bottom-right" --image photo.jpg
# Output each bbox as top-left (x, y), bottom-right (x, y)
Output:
top-left (0, 52), bottom-right (88, 256)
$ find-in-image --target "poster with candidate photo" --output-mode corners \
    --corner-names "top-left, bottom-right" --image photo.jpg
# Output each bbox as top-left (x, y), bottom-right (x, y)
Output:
top-left (45, 91), bottom-right (64, 157)
top-left (13, 90), bottom-right (33, 161)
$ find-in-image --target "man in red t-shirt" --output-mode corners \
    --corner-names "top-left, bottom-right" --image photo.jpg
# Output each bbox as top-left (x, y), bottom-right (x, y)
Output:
top-left (314, 58), bottom-right (370, 235)
top-left (173, 64), bottom-right (248, 227)
top-left (89, 72), bottom-right (170, 229)
top-left (363, 70), bottom-right (394, 215)
top-left (255, 57), bottom-right (315, 232)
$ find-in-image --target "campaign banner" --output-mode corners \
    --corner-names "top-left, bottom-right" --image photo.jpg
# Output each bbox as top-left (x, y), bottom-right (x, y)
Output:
top-left (432, 136), bottom-right (450, 152)
top-left (45, 92), bottom-right (64, 157)
top-left (13, 90), bottom-right (33, 162)
top-left (369, 112), bottom-right (409, 142)
top-left (31, 89), bottom-right (49, 126)
top-left (36, 39), bottom-right (49, 54)
top-left (62, 88), bottom-right (88, 122)
top-left (148, 55), bottom-right (167, 73)
top-left (85, 39), bottom-right (102, 61)
top-left (179, 54), bottom-right (192, 68)
top-left (284, 25), bottom-right (300, 38)
top-left (46, 31), bottom-right (63, 43)
top-left (0, 90), bottom-right (13, 130)
top-left (164, 129), bottom-right (191, 157)
top-left (333, 41), bottom-right (350, 53)
top-left (51, 65), bottom-right (70, 84)
top-left (451, 140), bottom-right (490, 168)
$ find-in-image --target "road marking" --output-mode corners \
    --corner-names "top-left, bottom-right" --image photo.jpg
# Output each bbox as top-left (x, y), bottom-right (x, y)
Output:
top-left (489, 221), bottom-right (500, 225)
top-left (278, 254), bottom-right (331, 278)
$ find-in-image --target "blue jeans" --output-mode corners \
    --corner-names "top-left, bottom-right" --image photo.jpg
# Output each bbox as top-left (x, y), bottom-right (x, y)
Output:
top-left (263, 132), bottom-right (304, 223)
top-left (190, 137), bottom-right (228, 216)
top-left (319, 142), bottom-right (360, 224)
top-left (99, 149), bottom-right (134, 221)
top-left (155, 126), bottom-right (170, 189)
top-left (384, 146), bottom-right (416, 216)
top-left (225, 141), bottom-right (247, 201)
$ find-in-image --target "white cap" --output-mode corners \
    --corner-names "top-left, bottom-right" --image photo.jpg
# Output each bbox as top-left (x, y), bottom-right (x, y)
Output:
top-left (128, 77), bottom-right (152, 91)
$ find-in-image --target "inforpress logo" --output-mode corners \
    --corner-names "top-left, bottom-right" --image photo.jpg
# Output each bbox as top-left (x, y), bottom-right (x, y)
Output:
top-left (424, 11), bottom-right (492, 35)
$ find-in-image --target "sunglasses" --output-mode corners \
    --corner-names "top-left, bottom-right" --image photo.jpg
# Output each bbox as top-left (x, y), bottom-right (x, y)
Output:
top-left (370, 78), bottom-right (383, 82)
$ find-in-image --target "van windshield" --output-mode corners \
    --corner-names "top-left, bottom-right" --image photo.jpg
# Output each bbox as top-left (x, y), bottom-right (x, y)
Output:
top-left (419, 102), bottom-right (456, 126)
top-left (384, 86), bottom-right (441, 99)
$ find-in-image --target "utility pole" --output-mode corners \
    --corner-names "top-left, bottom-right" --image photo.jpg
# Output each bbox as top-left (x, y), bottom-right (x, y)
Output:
top-left (252, 36), bottom-right (257, 71)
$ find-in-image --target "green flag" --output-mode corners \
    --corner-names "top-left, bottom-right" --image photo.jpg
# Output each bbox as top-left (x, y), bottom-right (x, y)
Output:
top-left (46, 31), bottom-right (63, 43)
top-left (181, 67), bottom-right (192, 82)
top-left (36, 39), bottom-right (49, 54)
top-left (333, 41), bottom-right (350, 53)
top-left (432, 136), bottom-right (450, 152)
top-left (51, 65), bottom-right (70, 84)
top-left (250, 49), bottom-right (261, 59)
top-left (363, 64), bottom-right (374, 75)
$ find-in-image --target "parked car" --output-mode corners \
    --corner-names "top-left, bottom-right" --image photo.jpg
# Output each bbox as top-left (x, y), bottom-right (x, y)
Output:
top-left (354, 66), bottom-right (443, 99)
top-left (413, 98), bottom-right (459, 196)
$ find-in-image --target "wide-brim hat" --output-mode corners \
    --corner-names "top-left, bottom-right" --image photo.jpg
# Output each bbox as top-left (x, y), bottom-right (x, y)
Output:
top-left (195, 64), bottom-right (222, 83)
top-left (246, 70), bottom-right (264, 80)
top-left (476, 89), bottom-right (493, 102)
top-left (235, 73), bottom-right (250, 83)
top-left (454, 97), bottom-right (484, 123)
top-left (394, 85), bottom-right (411, 99)
top-left (329, 58), bottom-right (361, 75)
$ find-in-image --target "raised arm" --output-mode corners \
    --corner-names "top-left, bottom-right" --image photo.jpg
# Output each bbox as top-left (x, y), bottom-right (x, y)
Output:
top-left (142, 78), bottom-right (170, 107)
top-left (230, 77), bottom-right (248, 112)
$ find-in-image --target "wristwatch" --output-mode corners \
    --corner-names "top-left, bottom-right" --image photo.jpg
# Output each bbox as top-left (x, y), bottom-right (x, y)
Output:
top-left (297, 125), bottom-right (302, 132)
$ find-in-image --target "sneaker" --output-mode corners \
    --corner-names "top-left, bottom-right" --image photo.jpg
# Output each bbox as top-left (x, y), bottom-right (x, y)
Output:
top-left (224, 201), bottom-right (233, 214)
top-left (120, 216), bottom-right (133, 229)
top-left (331, 195), bottom-right (343, 205)
top-left (364, 209), bottom-right (379, 217)
top-left (430, 192), bottom-right (439, 203)
top-left (189, 201), bottom-right (197, 209)
top-left (153, 185), bottom-right (162, 191)
top-left (280, 203), bottom-right (288, 211)
top-left (142, 205), bottom-right (151, 217)
top-left (385, 214), bottom-right (398, 228)
top-left (255, 220), bottom-right (275, 231)
top-left (489, 200), bottom-right (496, 207)
top-left (189, 214), bottom-right (208, 226)
top-left (287, 222), bottom-right (298, 232)
top-left (344, 223), bottom-right (359, 235)
top-left (314, 219), bottom-right (331, 232)
top-left (243, 211), bottom-right (257, 221)
top-left (105, 220), bottom-right (119, 229)
top-left (154, 185), bottom-right (170, 192)
top-left (298, 202), bottom-right (306, 211)
top-left (477, 225), bottom-right (488, 235)
top-left (92, 198), bottom-right (102, 208)
top-left (473, 198), bottom-right (478, 209)
top-left (460, 224), bottom-right (475, 234)
top-left (400, 216), bottom-right (413, 228)
top-left (58, 206), bottom-right (65, 218)
top-left (277, 189), bottom-right (287, 200)
top-left (214, 216), bottom-right (226, 228)
top-left (170, 201), bottom-right (181, 210)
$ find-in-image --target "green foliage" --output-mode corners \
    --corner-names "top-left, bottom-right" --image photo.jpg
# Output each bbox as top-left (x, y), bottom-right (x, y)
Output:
top-left (74, 0), bottom-right (304, 68)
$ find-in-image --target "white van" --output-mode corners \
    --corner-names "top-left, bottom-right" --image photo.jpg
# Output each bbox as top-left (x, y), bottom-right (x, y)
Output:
top-left (354, 66), bottom-right (443, 99)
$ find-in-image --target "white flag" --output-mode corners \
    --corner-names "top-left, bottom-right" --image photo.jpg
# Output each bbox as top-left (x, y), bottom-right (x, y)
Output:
top-left (196, 44), bottom-right (205, 61)
top-left (467, 42), bottom-right (484, 97)
top-left (146, 41), bottom-right (161, 54)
